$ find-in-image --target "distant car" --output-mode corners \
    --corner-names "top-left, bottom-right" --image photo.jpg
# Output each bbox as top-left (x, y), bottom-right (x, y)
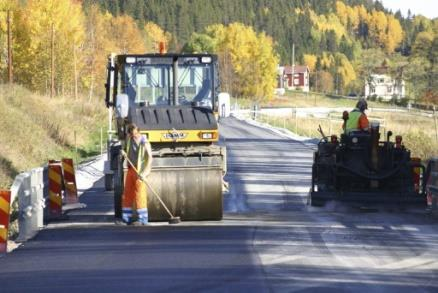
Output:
top-left (348, 93), bottom-right (358, 97)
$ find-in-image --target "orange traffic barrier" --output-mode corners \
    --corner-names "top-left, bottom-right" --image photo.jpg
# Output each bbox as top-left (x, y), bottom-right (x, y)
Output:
top-left (0, 190), bottom-right (11, 254)
top-left (48, 161), bottom-right (63, 217)
top-left (62, 158), bottom-right (78, 204)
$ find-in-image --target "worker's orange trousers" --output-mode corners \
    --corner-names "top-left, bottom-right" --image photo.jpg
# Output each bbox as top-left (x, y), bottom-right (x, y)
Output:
top-left (122, 167), bottom-right (148, 224)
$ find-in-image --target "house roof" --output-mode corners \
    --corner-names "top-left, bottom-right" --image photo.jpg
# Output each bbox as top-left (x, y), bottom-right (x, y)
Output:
top-left (284, 65), bottom-right (308, 74)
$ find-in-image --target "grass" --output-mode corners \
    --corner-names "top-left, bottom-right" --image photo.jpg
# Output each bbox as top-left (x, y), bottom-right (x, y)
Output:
top-left (0, 84), bottom-right (107, 189)
top-left (232, 90), bottom-right (401, 109)
top-left (235, 92), bottom-right (438, 161)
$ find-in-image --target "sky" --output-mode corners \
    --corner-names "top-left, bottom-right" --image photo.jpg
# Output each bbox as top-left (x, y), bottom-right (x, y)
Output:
top-left (378, 0), bottom-right (438, 19)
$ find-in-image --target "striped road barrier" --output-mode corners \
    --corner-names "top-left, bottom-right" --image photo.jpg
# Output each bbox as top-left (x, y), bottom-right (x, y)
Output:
top-left (48, 161), bottom-right (63, 218)
top-left (0, 190), bottom-right (11, 254)
top-left (62, 158), bottom-right (78, 204)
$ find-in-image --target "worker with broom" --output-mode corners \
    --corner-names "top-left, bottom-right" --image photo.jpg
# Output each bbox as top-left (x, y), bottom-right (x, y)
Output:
top-left (121, 123), bottom-right (153, 225)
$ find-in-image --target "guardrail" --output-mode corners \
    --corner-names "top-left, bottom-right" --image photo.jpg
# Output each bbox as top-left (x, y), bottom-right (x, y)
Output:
top-left (10, 168), bottom-right (44, 242)
top-left (7, 159), bottom-right (85, 244)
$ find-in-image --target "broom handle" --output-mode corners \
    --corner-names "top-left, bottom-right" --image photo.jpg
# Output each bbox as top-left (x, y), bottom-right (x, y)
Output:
top-left (122, 151), bottom-right (174, 218)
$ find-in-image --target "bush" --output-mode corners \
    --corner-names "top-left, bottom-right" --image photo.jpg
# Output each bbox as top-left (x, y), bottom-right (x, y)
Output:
top-left (403, 131), bottom-right (438, 159)
top-left (396, 97), bottom-right (409, 107)
top-left (368, 94), bottom-right (377, 102)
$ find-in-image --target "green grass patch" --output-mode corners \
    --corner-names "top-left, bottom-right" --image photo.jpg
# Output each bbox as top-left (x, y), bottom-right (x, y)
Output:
top-left (0, 84), bottom-right (107, 189)
top-left (232, 90), bottom-right (398, 109)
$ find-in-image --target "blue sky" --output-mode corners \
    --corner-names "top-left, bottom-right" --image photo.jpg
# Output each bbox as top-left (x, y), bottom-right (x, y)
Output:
top-left (379, 0), bottom-right (438, 19)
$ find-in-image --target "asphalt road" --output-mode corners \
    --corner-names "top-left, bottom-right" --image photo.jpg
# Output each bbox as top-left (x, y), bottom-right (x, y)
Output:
top-left (1, 116), bottom-right (438, 292)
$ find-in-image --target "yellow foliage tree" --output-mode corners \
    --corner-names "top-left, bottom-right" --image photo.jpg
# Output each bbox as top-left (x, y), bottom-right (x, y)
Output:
top-left (335, 53), bottom-right (356, 89)
top-left (309, 9), bottom-right (346, 39)
top-left (82, 4), bottom-right (114, 100)
top-left (336, 1), bottom-right (348, 26)
top-left (369, 10), bottom-right (387, 47)
top-left (0, 0), bottom-right (19, 81)
top-left (320, 52), bottom-right (335, 69)
top-left (206, 23), bottom-right (278, 101)
top-left (385, 15), bottom-right (404, 53)
top-left (304, 54), bottom-right (317, 71)
top-left (13, 0), bottom-right (85, 95)
top-left (107, 15), bottom-right (145, 54)
top-left (144, 22), bottom-right (172, 53)
top-left (366, 9), bottom-right (403, 53)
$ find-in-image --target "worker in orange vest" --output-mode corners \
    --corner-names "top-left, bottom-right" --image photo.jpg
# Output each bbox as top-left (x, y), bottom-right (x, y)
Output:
top-left (343, 98), bottom-right (369, 134)
top-left (121, 123), bottom-right (153, 225)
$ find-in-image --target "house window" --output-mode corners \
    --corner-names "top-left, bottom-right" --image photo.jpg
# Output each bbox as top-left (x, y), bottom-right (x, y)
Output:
top-left (378, 78), bottom-right (384, 83)
top-left (371, 88), bottom-right (375, 94)
top-left (294, 78), bottom-right (300, 85)
top-left (387, 86), bottom-right (392, 93)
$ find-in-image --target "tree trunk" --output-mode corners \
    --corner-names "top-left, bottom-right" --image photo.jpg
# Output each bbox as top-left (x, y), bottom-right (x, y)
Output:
top-left (7, 10), bottom-right (13, 84)
top-left (74, 45), bottom-right (78, 100)
top-left (51, 23), bottom-right (55, 98)
top-left (89, 73), bottom-right (94, 102)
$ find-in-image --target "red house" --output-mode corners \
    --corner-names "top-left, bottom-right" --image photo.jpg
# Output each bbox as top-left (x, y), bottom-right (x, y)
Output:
top-left (284, 65), bottom-right (310, 92)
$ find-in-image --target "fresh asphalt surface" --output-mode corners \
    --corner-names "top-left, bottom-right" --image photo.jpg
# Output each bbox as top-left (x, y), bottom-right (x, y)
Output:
top-left (1, 116), bottom-right (438, 292)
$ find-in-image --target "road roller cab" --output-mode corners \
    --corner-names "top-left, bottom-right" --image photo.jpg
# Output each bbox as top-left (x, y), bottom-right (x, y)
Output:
top-left (104, 53), bottom-right (226, 221)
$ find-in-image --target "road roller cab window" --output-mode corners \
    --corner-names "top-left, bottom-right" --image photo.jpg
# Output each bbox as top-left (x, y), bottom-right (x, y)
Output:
top-left (119, 56), bottom-right (214, 109)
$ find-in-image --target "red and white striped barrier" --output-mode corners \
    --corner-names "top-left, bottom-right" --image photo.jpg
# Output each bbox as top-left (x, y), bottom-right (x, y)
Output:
top-left (48, 161), bottom-right (63, 218)
top-left (0, 190), bottom-right (11, 254)
top-left (62, 158), bottom-right (78, 204)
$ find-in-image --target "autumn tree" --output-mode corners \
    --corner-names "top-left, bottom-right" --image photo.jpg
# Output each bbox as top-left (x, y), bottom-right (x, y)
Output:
top-left (410, 30), bottom-right (438, 102)
top-left (107, 14), bottom-right (145, 54)
top-left (335, 53), bottom-right (356, 93)
top-left (385, 15), bottom-right (404, 53)
top-left (0, 0), bottom-right (19, 83)
top-left (318, 71), bottom-right (334, 93)
top-left (213, 23), bottom-right (279, 101)
top-left (144, 21), bottom-right (172, 53)
top-left (82, 5), bottom-right (112, 100)
top-left (303, 54), bottom-right (317, 72)
top-left (186, 23), bottom-right (279, 101)
top-left (13, 0), bottom-right (85, 95)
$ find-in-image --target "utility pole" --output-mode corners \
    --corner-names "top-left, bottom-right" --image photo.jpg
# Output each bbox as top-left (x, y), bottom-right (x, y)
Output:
top-left (7, 9), bottom-right (13, 84)
top-left (291, 43), bottom-right (295, 90)
top-left (51, 23), bottom-right (55, 98)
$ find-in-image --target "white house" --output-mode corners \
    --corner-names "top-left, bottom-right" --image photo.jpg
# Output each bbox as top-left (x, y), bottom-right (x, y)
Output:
top-left (365, 74), bottom-right (405, 101)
